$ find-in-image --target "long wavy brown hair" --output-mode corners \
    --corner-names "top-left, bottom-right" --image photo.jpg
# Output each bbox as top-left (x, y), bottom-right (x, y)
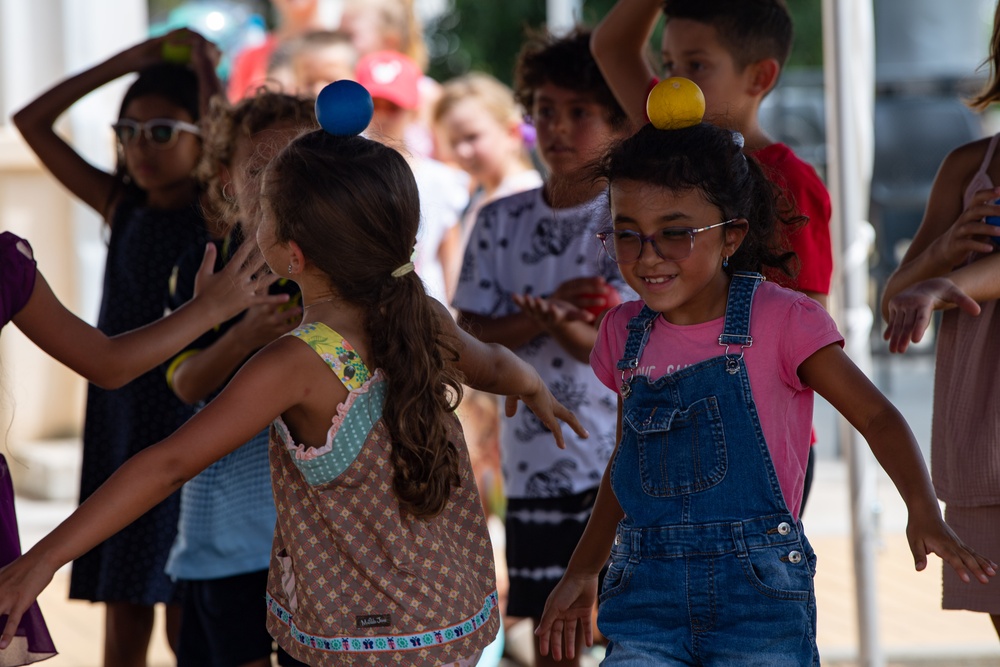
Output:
top-left (263, 129), bottom-right (465, 519)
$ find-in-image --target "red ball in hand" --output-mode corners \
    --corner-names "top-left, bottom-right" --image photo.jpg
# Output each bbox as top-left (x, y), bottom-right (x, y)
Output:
top-left (581, 286), bottom-right (621, 317)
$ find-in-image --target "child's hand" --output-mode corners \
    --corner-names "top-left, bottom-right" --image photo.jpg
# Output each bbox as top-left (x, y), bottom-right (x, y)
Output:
top-left (883, 277), bottom-right (981, 353)
top-left (534, 572), bottom-right (598, 661)
top-left (930, 186), bottom-right (1000, 267)
top-left (551, 276), bottom-right (614, 313)
top-left (907, 512), bottom-right (997, 584)
top-left (232, 301), bottom-right (303, 351)
top-left (512, 293), bottom-right (595, 330)
top-left (193, 242), bottom-right (289, 322)
top-left (505, 372), bottom-right (588, 449)
top-left (0, 554), bottom-right (56, 650)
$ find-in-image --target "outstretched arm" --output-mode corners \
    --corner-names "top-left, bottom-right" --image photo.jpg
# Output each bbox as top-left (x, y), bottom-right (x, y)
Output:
top-left (437, 300), bottom-right (587, 448)
top-left (0, 340), bottom-right (301, 649)
top-left (590, 0), bottom-right (662, 131)
top-left (799, 344), bottom-right (997, 582)
top-left (883, 247), bottom-right (1000, 353)
top-left (880, 141), bottom-right (1000, 319)
top-left (13, 240), bottom-right (285, 389)
top-left (536, 399), bottom-right (624, 660)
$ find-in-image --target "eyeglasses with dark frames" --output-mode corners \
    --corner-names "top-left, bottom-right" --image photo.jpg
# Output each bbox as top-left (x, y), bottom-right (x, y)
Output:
top-left (112, 118), bottom-right (201, 149)
top-left (596, 219), bottom-right (740, 264)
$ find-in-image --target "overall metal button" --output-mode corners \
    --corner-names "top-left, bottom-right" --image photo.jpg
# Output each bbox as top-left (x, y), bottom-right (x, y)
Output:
top-left (614, 534), bottom-right (621, 546)
top-left (787, 550), bottom-right (802, 564)
top-left (777, 522), bottom-right (792, 536)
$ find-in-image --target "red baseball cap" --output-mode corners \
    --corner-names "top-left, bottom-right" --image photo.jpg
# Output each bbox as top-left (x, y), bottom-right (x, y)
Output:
top-left (355, 51), bottom-right (421, 110)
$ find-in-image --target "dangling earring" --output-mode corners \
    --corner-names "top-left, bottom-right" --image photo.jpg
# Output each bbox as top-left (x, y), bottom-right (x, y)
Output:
top-left (222, 182), bottom-right (236, 203)
top-left (287, 263), bottom-right (293, 275)
top-left (723, 255), bottom-right (729, 268)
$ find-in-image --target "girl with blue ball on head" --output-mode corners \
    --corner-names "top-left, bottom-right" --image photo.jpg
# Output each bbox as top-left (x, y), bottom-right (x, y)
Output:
top-left (0, 82), bottom-right (585, 667)
top-left (534, 80), bottom-right (996, 665)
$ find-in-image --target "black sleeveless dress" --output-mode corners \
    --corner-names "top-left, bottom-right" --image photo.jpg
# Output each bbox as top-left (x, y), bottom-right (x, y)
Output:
top-left (69, 198), bottom-right (207, 604)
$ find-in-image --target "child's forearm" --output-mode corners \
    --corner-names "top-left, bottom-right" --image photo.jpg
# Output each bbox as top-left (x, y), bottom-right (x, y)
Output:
top-left (565, 460), bottom-right (624, 576)
top-left (546, 321), bottom-right (599, 364)
top-left (461, 339), bottom-right (541, 397)
top-left (856, 403), bottom-right (939, 513)
top-left (590, 0), bottom-right (662, 130)
top-left (170, 326), bottom-right (257, 404)
top-left (13, 55), bottom-right (133, 131)
top-left (800, 345), bottom-right (939, 513)
top-left (881, 247), bottom-right (958, 319)
top-left (943, 252), bottom-right (1000, 303)
top-left (457, 311), bottom-right (543, 351)
top-left (14, 272), bottom-right (240, 390)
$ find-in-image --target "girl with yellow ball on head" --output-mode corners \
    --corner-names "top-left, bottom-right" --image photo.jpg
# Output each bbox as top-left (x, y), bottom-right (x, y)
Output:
top-left (536, 79), bottom-right (995, 665)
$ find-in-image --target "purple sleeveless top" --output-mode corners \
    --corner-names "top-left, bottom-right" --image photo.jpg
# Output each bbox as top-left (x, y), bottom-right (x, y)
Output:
top-left (0, 232), bottom-right (37, 328)
top-left (0, 231), bottom-right (58, 663)
top-left (932, 133), bottom-right (1000, 506)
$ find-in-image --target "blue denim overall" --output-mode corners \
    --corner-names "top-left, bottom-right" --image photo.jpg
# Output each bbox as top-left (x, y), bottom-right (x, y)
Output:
top-left (597, 273), bottom-right (818, 666)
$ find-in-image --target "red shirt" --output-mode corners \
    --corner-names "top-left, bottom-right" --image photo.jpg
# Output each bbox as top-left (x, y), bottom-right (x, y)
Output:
top-left (226, 35), bottom-right (277, 102)
top-left (753, 142), bottom-right (833, 295)
top-left (644, 79), bottom-right (833, 295)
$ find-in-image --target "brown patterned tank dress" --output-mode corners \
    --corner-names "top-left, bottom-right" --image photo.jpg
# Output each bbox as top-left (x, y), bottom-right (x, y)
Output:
top-left (265, 322), bottom-right (499, 665)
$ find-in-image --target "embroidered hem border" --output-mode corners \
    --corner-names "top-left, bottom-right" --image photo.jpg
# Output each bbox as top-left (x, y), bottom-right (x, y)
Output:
top-left (266, 590), bottom-right (498, 654)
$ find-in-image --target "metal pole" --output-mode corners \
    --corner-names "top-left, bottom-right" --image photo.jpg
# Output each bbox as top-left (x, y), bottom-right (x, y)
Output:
top-left (821, 0), bottom-right (884, 665)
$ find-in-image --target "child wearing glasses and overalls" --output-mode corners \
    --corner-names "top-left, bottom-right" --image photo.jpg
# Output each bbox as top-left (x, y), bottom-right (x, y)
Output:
top-left (534, 107), bottom-right (997, 665)
top-left (12, 29), bottom-right (218, 664)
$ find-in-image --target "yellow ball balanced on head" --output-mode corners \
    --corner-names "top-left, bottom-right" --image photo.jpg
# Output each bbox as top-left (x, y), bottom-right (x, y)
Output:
top-left (646, 77), bottom-right (706, 130)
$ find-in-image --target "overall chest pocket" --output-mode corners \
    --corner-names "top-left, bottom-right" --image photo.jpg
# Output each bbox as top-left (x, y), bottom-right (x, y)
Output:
top-left (623, 396), bottom-right (727, 497)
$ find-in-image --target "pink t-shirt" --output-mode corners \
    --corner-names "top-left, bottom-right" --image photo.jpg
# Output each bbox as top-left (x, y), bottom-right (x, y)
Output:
top-left (591, 281), bottom-right (843, 519)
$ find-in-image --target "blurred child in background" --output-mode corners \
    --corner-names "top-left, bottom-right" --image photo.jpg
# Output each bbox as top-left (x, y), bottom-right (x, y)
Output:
top-left (163, 91), bottom-right (315, 667)
top-left (356, 50), bottom-right (469, 305)
top-left (12, 29), bottom-right (220, 666)
top-left (452, 29), bottom-right (634, 667)
top-left (288, 30), bottom-right (359, 97)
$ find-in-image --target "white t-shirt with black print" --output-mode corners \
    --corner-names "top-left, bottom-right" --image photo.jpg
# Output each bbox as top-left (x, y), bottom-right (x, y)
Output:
top-left (452, 187), bottom-right (633, 500)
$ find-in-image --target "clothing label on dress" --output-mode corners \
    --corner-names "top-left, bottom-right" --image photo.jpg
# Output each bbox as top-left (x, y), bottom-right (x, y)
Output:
top-left (356, 614), bottom-right (391, 628)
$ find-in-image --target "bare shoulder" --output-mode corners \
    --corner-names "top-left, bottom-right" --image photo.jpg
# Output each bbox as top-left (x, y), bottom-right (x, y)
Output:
top-left (942, 135), bottom-right (996, 176)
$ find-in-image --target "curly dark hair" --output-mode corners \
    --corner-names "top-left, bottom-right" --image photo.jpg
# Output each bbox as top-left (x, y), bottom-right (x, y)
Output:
top-left (196, 91), bottom-right (317, 228)
top-left (513, 28), bottom-right (628, 130)
top-left (598, 122), bottom-right (802, 279)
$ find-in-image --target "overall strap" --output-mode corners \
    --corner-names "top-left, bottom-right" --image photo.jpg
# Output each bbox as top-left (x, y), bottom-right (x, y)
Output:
top-left (718, 272), bottom-right (764, 372)
top-left (979, 133), bottom-right (1000, 177)
top-left (615, 304), bottom-right (660, 397)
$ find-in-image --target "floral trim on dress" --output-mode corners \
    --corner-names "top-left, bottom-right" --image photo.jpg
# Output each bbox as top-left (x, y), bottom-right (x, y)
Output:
top-left (266, 590), bottom-right (498, 655)
top-left (273, 370), bottom-right (385, 462)
top-left (290, 322), bottom-right (370, 391)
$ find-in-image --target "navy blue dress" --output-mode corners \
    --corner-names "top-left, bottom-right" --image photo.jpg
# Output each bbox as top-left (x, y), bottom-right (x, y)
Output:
top-left (69, 198), bottom-right (208, 605)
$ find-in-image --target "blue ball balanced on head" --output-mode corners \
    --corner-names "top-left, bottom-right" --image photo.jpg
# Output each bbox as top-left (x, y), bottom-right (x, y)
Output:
top-left (315, 80), bottom-right (374, 136)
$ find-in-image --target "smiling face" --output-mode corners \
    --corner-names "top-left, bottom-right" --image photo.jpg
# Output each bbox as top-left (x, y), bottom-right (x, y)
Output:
top-left (660, 19), bottom-right (756, 129)
top-left (531, 83), bottom-right (622, 178)
top-left (609, 179), bottom-right (746, 325)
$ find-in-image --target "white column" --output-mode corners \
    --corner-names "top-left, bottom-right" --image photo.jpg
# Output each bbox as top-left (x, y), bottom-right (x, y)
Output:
top-left (546, 0), bottom-right (582, 36)
top-left (822, 0), bottom-right (881, 665)
top-left (0, 1), bottom-right (147, 487)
